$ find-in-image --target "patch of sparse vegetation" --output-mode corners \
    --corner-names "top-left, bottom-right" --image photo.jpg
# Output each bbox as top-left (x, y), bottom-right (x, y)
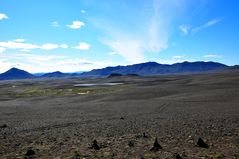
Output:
top-left (202, 152), bottom-right (225, 159)
top-left (1, 85), bottom-right (127, 98)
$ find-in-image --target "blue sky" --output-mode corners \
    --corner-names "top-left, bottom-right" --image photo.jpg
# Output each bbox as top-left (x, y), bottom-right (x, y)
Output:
top-left (0, 0), bottom-right (238, 73)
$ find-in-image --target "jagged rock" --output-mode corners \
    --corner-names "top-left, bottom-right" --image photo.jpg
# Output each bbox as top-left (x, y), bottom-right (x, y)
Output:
top-left (197, 137), bottom-right (209, 148)
top-left (73, 151), bottom-right (81, 159)
top-left (150, 138), bottom-right (162, 152)
top-left (25, 149), bottom-right (36, 158)
top-left (0, 124), bottom-right (7, 128)
top-left (128, 141), bottom-right (134, 147)
top-left (90, 140), bottom-right (100, 150)
top-left (143, 132), bottom-right (148, 138)
top-left (140, 153), bottom-right (145, 159)
top-left (175, 153), bottom-right (183, 159)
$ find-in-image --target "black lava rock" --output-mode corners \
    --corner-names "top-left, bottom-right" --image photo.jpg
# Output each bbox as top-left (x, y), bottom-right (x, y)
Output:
top-left (143, 132), bottom-right (148, 138)
top-left (0, 124), bottom-right (7, 128)
top-left (150, 138), bottom-right (162, 152)
top-left (120, 117), bottom-right (124, 120)
top-left (128, 141), bottom-right (134, 147)
top-left (90, 140), bottom-right (100, 150)
top-left (25, 149), bottom-right (36, 158)
top-left (197, 137), bottom-right (209, 148)
top-left (175, 153), bottom-right (183, 159)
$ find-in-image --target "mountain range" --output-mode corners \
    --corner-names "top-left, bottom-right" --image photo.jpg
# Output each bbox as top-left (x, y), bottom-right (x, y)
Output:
top-left (0, 61), bottom-right (232, 80)
top-left (81, 61), bottom-right (228, 76)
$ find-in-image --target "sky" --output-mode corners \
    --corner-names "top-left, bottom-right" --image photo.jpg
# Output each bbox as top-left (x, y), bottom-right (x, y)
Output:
top-left (0, 0), bottom-right (239, 73)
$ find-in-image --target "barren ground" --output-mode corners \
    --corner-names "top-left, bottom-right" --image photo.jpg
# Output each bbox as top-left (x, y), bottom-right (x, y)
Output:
top-left (0, 71), bottom-right (239, 159)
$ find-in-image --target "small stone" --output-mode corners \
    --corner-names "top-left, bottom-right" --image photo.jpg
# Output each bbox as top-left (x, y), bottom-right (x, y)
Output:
top-left (90, 140), bottom-right (100, 150)
top-left (120, 117), bottom-right (124, 120)
top-left (128, 141), bottom-right (134, 147)
top-left (197, 137), bottom-right (209, 148)
top-left (25, 149), bottom-right (36, 158)
top-left (143, 132), bottom-right (148, 138)
top-left (0, 124), bottom-right (7, 128)
top-left (150, 138), bottom-right (162, 152)
top-left (74, 151), bottom-right (81, 159)
top-left (175, 153), bottom-right (183, 159)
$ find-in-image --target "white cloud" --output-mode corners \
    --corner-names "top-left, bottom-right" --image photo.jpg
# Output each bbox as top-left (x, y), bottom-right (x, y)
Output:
top-left (0, 13), bottom-right (8, 20)
top-left (40, 43), bottom-right (68, 50)
top-left (156, 58), bottom-right (198, 65)
top-left (103, 39), bottom-right (145, 63)
top-left (81, 10), bottom-right (86, 14)
top-left (13, 39), bottom-right (25, 42)
top-left (173, 55), bottom-right (184, 59)
top-left (0, 52), bottom-right (120, 73)
top-left (92, 0), bottom-right (188, 63)
top-left (67, 21), bottom-right (85, 29)
top-left (60, 44), bottom-right (68, 49)
top-left (179, 18), bottom-right (222, 36)
top-left (0, 40), bottom-right (68, 52)
top-left (20, 49), bottom-right (31, 52)
top-left (52, 21), bottom-right (59, 27)
top-left (179, 24), bottom-right (190, 36)
top-left (146, 0), bottom-right (172, 53)
top-left (192, 18), bottom-right (222, 34)
top-left (41, 43), bottom-right (59, 50)
top-left (74, 42), bottom-right (91, 50)
top-left (0, 47), bottom-right (6, 53)
top-left (109, 51), bottom-right (117, 56)
top-left (0, 41), bottom-right (39, 50)
top-left (204, 54), bottom-right (222, 58)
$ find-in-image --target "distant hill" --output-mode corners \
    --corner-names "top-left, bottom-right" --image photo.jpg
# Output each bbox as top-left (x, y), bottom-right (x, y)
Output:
top-left (0, 68), bottom-right (34, 80)
top-left (82, 61), bottom-right (228, 76)
top-left (40, 71), bottom-right (82, 78)
top-left (41, 71), bottom-right (69, 78)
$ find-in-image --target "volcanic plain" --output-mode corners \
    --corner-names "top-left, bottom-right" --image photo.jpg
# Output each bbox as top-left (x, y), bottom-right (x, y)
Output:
top-left (0, 70), bottom-right (239, 158)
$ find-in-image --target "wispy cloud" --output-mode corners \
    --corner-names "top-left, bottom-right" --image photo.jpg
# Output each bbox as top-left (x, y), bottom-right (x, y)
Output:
top-left (204, 54), bottom-right (222, 58)
top-left (81, 10), bottom-right (86, 14)
top-left (67, 21), bottom-right (85, 29)
top-left (52, 21), bottom-right (59, 27)
top-left (0, 13), bottom-right (8, 20)
top-left (192, 18), bottom-right (222, 34)
top-left (173, 55), bottom-right (185, 59)
top-left (92, 0), bottom-right (186, 63)
top-left (74, 42), bottom-right (91, 50)
top-left (109, 51), bottom-right (117, 56)
top-left (103, 38), bottom-right (145, 63)
top-left (0, 53), bottom-right (120, 73)
top-left (41, 43), bottom-right (68, 50)
top-left (179, 18), bottom-right (222, 36)
top-left (13, 39), bottom-right (25, 43)
top-left (179, 24), bottom-right (190, 36)
top-left (0, 39), bottom-right (68, 52)
top-left (0, 47), bottom-right (6, 53)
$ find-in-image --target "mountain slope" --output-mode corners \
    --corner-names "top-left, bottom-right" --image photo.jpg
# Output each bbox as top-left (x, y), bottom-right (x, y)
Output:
top-left (41, 71), bottom-right (68, 78)
top-left (82, 61), bottom-right (228, 76)
top-left (0, 68), bottom-right (34, 80)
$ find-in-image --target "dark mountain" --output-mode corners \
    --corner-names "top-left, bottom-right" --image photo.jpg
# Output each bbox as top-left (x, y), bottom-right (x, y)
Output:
top-left (0, 68), bottom-right (34, 80)
top-left (82, 61), bottom-right (228, 76)
top-left (41, 71), bottom-right (70, 78)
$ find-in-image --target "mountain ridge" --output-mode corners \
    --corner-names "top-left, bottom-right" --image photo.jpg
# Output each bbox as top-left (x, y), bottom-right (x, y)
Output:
top-left (82, 61), bottom-right (229, 76)
top-left (0, 61), bottom-right (232, 80)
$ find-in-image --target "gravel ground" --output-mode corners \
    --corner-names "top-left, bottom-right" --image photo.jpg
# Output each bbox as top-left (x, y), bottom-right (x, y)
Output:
top-left (0, 71), bottom-right (239, 159)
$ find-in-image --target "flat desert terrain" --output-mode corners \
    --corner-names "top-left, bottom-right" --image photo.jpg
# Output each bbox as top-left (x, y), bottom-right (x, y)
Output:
top-left (0, 71), bottom-right (239, 159)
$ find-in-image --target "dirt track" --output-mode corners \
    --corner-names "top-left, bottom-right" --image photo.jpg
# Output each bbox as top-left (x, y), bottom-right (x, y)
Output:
top-left (0, 71), bottom-right (239, 158)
